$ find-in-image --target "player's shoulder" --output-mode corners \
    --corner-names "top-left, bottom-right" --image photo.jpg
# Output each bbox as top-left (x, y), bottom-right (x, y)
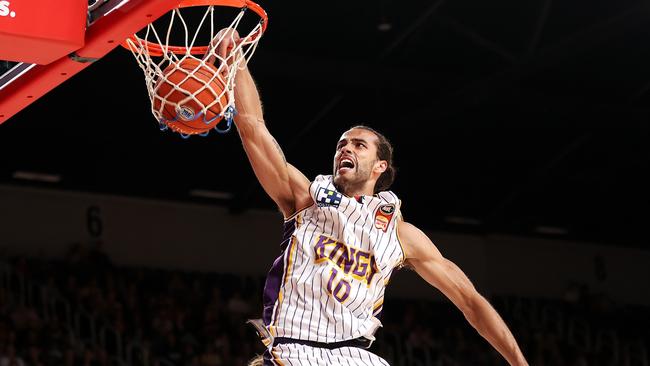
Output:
top-left (395, 220), bottom-right (425, 260)
top-left (376, 190), bottom-right (400, 204)
top-left (313, 174), bottom-right (333, 183)
top-left (309, 174), bottom-right (333, 192)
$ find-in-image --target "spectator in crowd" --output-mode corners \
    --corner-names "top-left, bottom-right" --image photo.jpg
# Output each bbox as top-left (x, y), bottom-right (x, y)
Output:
top-left (1, 255), bottom-right (649, 366)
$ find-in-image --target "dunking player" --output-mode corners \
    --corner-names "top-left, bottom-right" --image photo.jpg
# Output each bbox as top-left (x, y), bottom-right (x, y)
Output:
top-left (216, 31), bottom-right (529, 366)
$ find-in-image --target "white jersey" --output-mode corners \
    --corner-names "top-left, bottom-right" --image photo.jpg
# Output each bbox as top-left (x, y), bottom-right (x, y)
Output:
top-left (262, 175), bottom-right (405, 343)
top-left (266, 343), bottom-right (391, 366)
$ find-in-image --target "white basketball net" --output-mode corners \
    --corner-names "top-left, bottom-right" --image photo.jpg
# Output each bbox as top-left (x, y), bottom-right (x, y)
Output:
top-left (124, 6), bottom-right (264, 136)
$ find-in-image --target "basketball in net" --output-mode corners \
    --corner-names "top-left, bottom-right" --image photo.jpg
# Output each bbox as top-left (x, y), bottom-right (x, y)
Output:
top-left (121, 0), bottom-right (267, 138)
top-left (153, 58), bottom-right (228, 135)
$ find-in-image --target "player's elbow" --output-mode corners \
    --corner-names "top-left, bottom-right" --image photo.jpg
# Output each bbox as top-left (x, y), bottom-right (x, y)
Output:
top-left (459, 290), bottom-right (484, 325)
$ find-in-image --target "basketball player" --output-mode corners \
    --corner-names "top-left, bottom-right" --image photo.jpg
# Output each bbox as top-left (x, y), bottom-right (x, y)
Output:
top-left (216, 30), bottom-right (529, 366)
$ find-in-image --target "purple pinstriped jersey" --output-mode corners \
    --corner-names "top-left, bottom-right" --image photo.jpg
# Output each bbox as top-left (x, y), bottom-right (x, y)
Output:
top-left (262, 175), bottom-right (404, 343)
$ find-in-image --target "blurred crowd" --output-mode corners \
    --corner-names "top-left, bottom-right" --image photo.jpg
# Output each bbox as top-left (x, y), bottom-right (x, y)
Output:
top-left (0, 242), bottom-right (648, 366)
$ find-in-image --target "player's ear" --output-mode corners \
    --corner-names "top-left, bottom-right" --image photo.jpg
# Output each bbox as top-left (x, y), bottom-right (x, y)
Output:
top-left (374, 160), bottom-right (387, 174)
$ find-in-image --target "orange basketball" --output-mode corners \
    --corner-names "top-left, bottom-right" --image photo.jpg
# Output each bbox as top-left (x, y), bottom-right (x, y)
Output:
top-left (153, 58), bottom-right (228, 135)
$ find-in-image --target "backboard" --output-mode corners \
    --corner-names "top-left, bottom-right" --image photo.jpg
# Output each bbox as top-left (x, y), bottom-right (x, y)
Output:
top-left (0, 0), bottom-right (185, 125)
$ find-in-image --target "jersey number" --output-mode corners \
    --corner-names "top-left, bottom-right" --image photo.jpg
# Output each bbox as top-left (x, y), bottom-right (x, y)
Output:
top-left (326, 268), bottom-right (351, 303)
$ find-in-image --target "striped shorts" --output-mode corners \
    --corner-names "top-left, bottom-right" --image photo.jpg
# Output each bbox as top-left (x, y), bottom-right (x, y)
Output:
top-left (264, 343), bottom-right (391, 366)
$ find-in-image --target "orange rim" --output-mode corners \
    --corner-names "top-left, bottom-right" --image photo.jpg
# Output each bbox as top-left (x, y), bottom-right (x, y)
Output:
top-left (122, 0), bottom-right (267, 57)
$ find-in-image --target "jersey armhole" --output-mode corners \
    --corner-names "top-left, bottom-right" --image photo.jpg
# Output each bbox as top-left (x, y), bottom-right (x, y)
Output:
top-left (394, 200), bottom-right (408, 268)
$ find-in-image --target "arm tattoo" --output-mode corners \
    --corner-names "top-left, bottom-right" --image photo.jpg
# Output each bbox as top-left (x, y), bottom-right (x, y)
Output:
top-left (272, 137), bottom-right (287, 164)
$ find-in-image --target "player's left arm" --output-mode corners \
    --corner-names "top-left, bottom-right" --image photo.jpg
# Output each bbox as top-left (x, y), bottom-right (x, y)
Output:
top-left (398, 220), bottom-right (529, 366)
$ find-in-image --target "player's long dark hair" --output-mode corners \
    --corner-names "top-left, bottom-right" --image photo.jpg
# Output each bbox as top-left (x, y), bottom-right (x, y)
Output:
top-left (351, 125), bottom-right (396, 193)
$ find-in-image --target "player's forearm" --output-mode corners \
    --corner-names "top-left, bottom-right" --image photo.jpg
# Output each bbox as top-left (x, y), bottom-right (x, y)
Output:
top-left (234, 66), bottom-right (264, 126)
top-left (465, 296), bottom-right (528, 366)
top-left (232, 67), bottom-right (274, 158)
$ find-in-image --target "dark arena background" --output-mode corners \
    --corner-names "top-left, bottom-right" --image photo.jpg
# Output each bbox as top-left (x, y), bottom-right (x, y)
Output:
top-left (1, 0), bottom-right (649, 365)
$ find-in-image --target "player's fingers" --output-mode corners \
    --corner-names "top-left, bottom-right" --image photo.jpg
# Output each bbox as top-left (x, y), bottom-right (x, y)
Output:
top-left (204, 52), bottom-right (217, 65)
top-left (203, 35), bottom-right (219, 64)
top-left (205, 28), bottom-right (243, 69)
top-left (219, 29), bottom-right (242, 55)
top-left (217, 41), bottom-right (231, 60)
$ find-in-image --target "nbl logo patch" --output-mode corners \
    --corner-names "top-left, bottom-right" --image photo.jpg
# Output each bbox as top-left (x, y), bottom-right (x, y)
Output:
top-left (375, 203), bottom-right (395, 232)
top-left (316, 188), bottom-right (342, 207)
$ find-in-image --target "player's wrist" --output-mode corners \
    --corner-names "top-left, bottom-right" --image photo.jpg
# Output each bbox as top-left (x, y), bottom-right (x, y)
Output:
top-left (234, 114), bottom-right (265, 132)
top-left (237, 114), bottom-right (264, 123)
top-left (509, 353), bottom-right (528, 366)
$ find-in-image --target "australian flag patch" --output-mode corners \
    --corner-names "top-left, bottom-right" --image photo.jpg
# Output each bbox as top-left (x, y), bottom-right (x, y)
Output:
top-left (316, 188), bottom-right (343, 207)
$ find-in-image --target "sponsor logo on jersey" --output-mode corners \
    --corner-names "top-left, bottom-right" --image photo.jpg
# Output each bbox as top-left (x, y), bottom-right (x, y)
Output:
top-left (375, 204), bottom-right (395, 232)
top-left (316, 188), bottom-right (342, 207)
top-left (0, 1), bottom-right (16, 17)
top-left (379, 204), bottom-right (395, 215)
top-left (375, 215), bottom-right (389, 231)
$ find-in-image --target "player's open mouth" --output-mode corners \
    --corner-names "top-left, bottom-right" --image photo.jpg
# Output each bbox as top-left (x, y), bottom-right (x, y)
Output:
top-left (338, 157), bottom-right (355, 174)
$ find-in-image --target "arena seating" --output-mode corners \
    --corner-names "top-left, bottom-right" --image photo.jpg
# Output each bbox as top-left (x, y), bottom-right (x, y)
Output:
top-left (0, 249), bottom-right (648, 366)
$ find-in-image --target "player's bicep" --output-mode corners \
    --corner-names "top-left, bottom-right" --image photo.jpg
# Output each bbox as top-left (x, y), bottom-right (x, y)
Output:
top-left (399, 221), bottom-right (478, 312)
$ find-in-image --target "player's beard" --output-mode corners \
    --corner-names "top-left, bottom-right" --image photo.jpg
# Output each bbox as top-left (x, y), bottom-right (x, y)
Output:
top-left (333, 161), bottom-right (372, 195)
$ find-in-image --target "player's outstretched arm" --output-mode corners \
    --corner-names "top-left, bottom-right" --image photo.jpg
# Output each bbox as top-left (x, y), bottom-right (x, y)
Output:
top-left (398, 221), bottom-right (529, 366)
top-left (222, 34), bottom-right (310, 217)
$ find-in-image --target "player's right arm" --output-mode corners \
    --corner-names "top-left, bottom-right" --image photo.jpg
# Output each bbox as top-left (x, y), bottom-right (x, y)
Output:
top-left (232, 62), bottom-right (312, 218)
top-left (398, 221), bottom-right (529, 366)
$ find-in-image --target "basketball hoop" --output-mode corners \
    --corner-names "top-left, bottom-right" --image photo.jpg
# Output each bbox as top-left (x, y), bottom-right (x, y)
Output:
top-left (121, 0), bottom-right (267, 138)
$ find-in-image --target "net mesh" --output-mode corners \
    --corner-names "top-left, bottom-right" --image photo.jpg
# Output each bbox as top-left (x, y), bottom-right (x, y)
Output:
top-left (124, 5), bottom-right (264, 137)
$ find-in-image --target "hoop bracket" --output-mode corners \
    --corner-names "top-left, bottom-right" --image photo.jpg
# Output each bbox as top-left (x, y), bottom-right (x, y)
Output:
top-left (68, 53), bottom-right (99, 63)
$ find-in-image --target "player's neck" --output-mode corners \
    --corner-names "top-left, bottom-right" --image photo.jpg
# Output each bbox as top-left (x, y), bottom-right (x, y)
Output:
top-left (336, 181), bottom-right (375, 198)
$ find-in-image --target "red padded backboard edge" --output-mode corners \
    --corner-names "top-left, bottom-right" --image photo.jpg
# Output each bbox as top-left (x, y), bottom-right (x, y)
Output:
top-left (0, 0), bottom-right (183, 125)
